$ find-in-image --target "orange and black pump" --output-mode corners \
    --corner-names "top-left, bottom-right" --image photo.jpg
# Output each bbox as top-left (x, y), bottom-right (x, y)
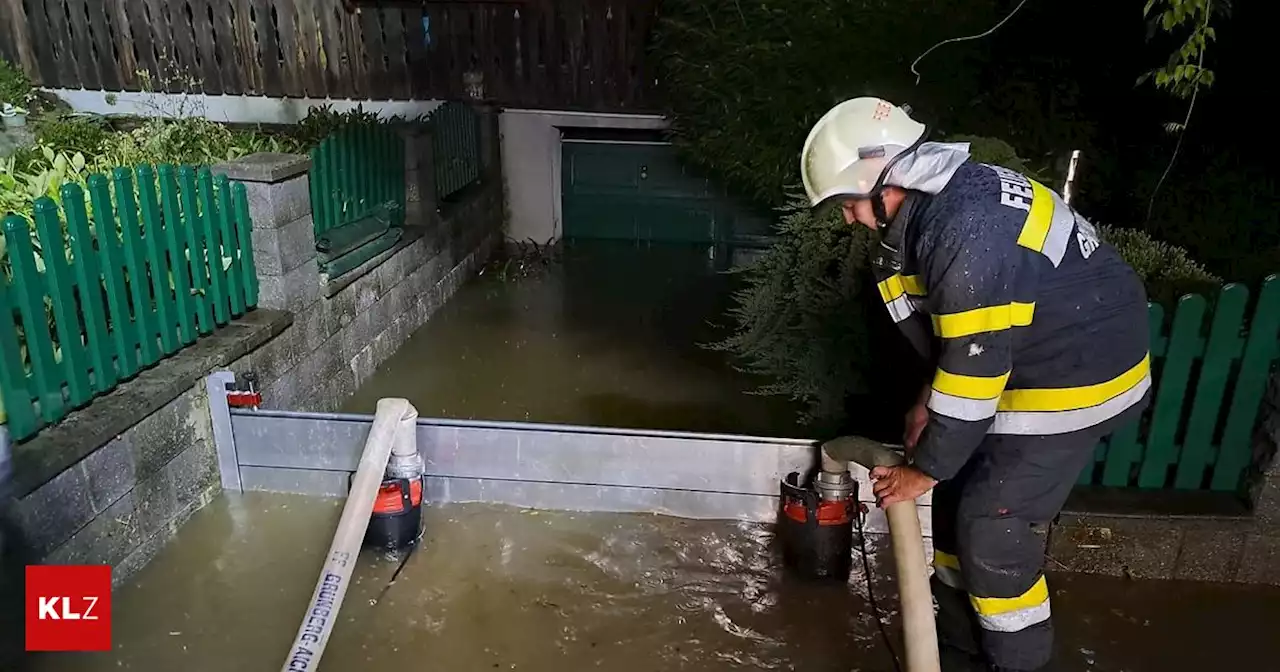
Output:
top-left (365, 476), bottom-right (426, 551)
top-left (778, 471), bottom-right (858, 581)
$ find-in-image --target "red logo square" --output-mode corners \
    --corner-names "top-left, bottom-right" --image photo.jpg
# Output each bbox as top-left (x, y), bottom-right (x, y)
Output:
top-left (25, 565), bottom-right (112, 652)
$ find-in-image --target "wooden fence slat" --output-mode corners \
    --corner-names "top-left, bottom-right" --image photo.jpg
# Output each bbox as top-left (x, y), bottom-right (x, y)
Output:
top-left (317, 1), bottom-right (346, 96)
top-left (252, 0), bottom-right (284, 96)
top-left (84, 0), bottom-right (121, 90)
top-left (216, 175), bottom-right (247, 316)
top-left (230, 0), bottom-right (261, 93)
top-left (1138, 295), bottom-right (1207, 488)
top-left (1211, 276), bottom-right (1280, 491)
top-left (274, 0), bottom-right (304, 97)
top-left (158, 166), bottom-right (197, 345)
top-left (495, 4), bottom-right (519, 103)
top-left (42, 0), bottom-right (80, 87)
top-left (189, 0), bottom-right (224, 94)
top-left (292, 0), bottom-right (323, 97)
top-left (385, 8), bottom-right (410, 99)
top-left (64, 0), bottom-right (100, 90)
top-left (136, 166), bottom-right (180, 355)
top-left (1174, 284), bottom-right (1249, 489)
top-left (520, 4), bottom-right (542, 105)
top-left (196, 169), bottom-right (232, 325)
top-left (87, 174), bottom-right (139, 377)
top-left (33, 200), bottom-right (92, 407)
top-left (0, 273), bottom-right (39, 436)
top-left (425, 6), bottom-right (452, 99)
top-left (118, 0), bottom-right (158, 88)
top-left (360, 6), bottom-right (387, 97)
top-left (61, 183), bottom-right (117, 392)
top-left (23, 0), bottom-right (58, 85)
top-left (403, 5), bottom-right (428, 98)
top-left (1, 0), bottom-right (38, 84)
top-left (588, 0), bottom-right (606, 108)
top-left (3, 215), bottom-right (64, 424)
top-left (140, 0), bottom-right (178, 89)
top-left (167, 0), bottom-right (200, 91)
top-left (178, 167), bottom-right (215, 334)
top-left (345, 6), bottom-right (368, 98)
top-left (113, 168), bottom-right (162, 367)
top-left (565, 0), bottom-right (584, 107)
top-left (214, 0), bottom-right (243, 93)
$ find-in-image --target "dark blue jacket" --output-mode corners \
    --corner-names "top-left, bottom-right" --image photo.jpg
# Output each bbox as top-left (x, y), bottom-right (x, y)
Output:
top-left (878, 160), bottom-right (1151, 481)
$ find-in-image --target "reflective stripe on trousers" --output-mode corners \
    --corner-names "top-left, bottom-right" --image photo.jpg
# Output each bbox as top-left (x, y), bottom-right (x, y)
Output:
top-left (969, 575), bottom-right (1052, 634)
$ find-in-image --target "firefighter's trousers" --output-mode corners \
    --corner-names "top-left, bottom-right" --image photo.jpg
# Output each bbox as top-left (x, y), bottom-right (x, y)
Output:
top-left (929, 401), bottom-right (1146, 671)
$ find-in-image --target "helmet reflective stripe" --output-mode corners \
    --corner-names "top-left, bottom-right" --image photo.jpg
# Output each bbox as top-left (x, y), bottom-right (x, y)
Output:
top-left (800, 97), bottom-right (927, 209)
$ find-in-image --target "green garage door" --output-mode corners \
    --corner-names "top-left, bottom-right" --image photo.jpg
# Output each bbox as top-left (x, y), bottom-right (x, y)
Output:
top-left (561, 140), bottom-right (771, 244)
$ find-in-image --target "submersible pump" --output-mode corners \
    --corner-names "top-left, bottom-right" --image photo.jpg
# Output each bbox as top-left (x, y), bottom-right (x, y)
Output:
top-left (778, 468), bottom-right (859, 580)
top-left (364, 439), bottom-right (426, 550)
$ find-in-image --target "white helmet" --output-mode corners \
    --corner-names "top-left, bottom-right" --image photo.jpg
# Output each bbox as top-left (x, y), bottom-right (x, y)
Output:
top-left (800, 97), bottom-right (928, 211)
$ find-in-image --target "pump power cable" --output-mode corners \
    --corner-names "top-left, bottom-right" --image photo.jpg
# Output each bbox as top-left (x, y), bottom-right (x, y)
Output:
top-left (856, 506), bottom-right (904, 672)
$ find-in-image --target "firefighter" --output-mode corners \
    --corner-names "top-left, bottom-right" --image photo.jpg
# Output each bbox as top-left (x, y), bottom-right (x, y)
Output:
top-left (800, 98), bottom-right (1151, 672)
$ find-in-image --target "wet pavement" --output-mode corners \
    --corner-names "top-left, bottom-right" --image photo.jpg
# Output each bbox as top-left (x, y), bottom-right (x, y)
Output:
top-left (24, 492), bottom-right (1280, 672)
top-left (341, 241), bottom-right (803, 437)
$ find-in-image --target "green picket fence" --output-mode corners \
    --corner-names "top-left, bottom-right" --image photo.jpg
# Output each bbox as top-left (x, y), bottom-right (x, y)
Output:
top-left (428, 101), bottom-right (480, 201)
top-left (308, 123), bottom-right (406, 278)
top-left (0, 165), bottom-right (258, 442)
top-left (1078, 275), bottom-right (1280, 492)
top-left (309, 123), bottom-right (406, 238)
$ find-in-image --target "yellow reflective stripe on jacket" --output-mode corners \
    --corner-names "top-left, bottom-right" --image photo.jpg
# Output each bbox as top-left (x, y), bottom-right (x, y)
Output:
top-left (1015, 180), bottom-right (1076, 267)
top-left (989, 355), bottom-right (1152, 435)
top-left (931, 302), bottom-right (1036, 339)
top-left (998, 355), bottom-right (1150, 412)
top-left (877, 274), bottom-right (927, 302)
top-left (932, 551), bottom-right (964, 590)
top-left (970, 576), bottom-right (1052, 633)
top-left (933, 369), bottom-right (1010, 400)
top-left (929, 370), bottom-right (1009, 422)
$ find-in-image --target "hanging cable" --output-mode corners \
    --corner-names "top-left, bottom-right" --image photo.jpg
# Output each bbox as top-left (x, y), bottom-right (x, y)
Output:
top-left (910, 0), bottom-right (1034, 85)
top-left (857, 506), bottom-right (903, 672)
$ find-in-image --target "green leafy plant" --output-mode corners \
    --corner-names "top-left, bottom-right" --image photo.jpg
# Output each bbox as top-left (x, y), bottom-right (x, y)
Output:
top-left (1099, 224), bottom-right (1221, 305)
top-left (1141, 0), bottom-right (1226, 99)
top-left (0, 58), bottom-right (33, 107)
top-left (291, 104), bottom-right (385, 149)
top-left (33, 114), bottom-right (111, 158)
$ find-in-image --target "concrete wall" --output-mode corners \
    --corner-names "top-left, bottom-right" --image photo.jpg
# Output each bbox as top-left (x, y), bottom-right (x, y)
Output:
top-left (500, 108), bottom-right (668, 243)
top-left (45, 88), bottom-right (443, 125)
top-left (5, 111), bottom-right (504, 584)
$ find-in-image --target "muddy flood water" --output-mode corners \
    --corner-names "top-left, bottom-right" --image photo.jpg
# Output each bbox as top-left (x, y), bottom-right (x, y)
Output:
top-left (341, 241), bottom-right (803, 436)
top-left (25, 493), bottom-right (1280, 672)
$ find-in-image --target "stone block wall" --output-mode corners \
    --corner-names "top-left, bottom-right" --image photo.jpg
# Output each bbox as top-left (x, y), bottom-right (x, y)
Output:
top-left (4, 110), bottom-right (504, 584)
top-left (214, 112), bottom-right (503, 414)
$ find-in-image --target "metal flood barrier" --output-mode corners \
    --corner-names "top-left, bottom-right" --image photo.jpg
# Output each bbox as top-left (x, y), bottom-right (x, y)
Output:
top-left (206, 372), bottom-right (932, 535)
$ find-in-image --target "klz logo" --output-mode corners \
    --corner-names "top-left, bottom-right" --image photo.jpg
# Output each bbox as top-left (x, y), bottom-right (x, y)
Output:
top-left (38, 596), bottom-right (101, 620)
top-left (26, 565), bottom-right (113, 651)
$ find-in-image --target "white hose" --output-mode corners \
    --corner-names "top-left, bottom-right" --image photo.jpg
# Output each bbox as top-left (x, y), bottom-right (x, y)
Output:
top-left (280, 398), bottom-right (419, 672)
top-left (821, 437), bottom-right (941, 672)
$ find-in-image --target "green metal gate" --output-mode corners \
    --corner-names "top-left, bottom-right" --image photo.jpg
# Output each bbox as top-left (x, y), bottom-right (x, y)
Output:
top-left (560, 140), bottom-right (770, 245)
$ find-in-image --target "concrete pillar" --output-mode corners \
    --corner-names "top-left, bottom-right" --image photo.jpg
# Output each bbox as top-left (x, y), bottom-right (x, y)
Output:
top-left (213, 153), bottom-right (321, 316)
top-left (402, 124), bottom-right (439, 227)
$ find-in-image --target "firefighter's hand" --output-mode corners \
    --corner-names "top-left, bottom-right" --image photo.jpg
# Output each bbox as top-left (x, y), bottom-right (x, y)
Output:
top-left (869, 466), bottom-right (937, 508)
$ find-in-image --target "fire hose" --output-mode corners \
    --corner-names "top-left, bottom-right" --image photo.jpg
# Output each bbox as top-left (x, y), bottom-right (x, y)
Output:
top-left (821, 435), bottom-right (940, 672)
